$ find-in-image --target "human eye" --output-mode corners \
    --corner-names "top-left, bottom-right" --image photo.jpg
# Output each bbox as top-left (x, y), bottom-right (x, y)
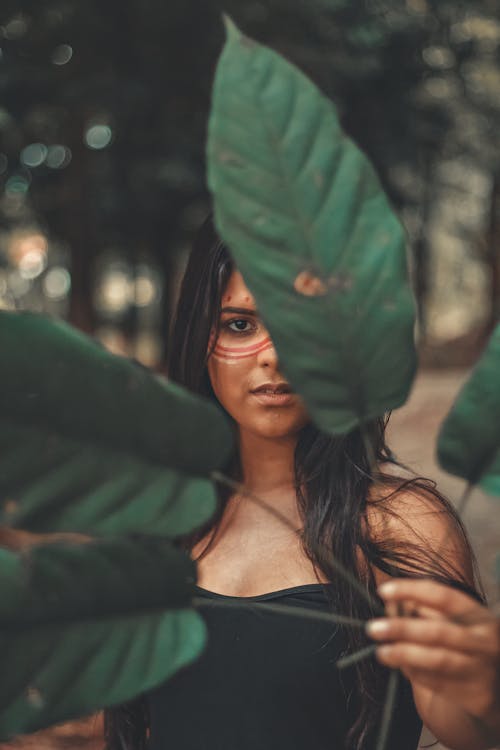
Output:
top-left (225, 318), bottom-right (256, 335)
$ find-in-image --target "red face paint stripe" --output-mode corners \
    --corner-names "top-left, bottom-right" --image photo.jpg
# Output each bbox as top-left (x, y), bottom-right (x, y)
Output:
top-left (212, 348), bottom-right (273, 361)
top-left (213, 340), bottom-right (274, 360)
top-left (215, 336), bottom-right (272, 354)
top-left (214, 340), bottom-right (272, 356)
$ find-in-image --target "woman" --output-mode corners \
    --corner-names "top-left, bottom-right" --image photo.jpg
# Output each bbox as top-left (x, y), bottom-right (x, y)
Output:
top-left (105, 215), bottom-right (500, 750)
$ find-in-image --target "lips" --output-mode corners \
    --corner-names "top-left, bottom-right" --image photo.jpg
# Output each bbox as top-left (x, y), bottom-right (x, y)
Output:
top-left (251, 383), bottom-right (292, 395)
top-left (250, 382), bottom-right (295, 406)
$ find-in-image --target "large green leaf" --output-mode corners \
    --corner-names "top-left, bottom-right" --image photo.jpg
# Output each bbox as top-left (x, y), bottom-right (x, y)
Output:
top-left (207, 17), bottom-right (416, 435)
top-left (0, 536), bottom-right (204, 739)
top-left (0, 311), bottom-right (232, 535)
top-left (437, 323), bottom-right (500, 496)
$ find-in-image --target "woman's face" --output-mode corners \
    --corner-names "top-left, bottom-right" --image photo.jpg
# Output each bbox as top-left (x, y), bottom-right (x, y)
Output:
top-left (207, 270), bottom-right (309, 440)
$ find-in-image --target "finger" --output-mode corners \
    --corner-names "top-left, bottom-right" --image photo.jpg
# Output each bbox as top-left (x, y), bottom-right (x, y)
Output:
top-left (385, 601), bottom-right (399, 618)
top-left (407, 605), bottom-right (448, 621)
top-left (366, 617), bottom-right (499, 657)
top-left (378, 579), bottom-right (486, 622)
top-left (397, 666), bottom-right (462, 695)
top-left (375, 643), bottom-right (476, 676)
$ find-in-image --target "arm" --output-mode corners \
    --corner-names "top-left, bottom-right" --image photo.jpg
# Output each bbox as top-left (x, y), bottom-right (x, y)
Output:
top-left (370, 578), bottom-right (500, 750)
top-left (366, 489), bottom-right (500, 750)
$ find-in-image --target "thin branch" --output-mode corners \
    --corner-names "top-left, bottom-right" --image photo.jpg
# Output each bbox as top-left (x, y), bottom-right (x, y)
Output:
top-left (336, 644), bottom-right (377, 670)
top-left (193, 596), bottom-right (366, 628)
top-left (375, 669), bottom-right (399, 750)
top-left (455, 482), bottom-right (474, 518)
top-left (211, 470), bottom-right (385, 616)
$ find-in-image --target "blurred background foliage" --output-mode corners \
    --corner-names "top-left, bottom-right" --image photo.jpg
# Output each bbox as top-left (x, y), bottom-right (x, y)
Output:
top-left (0, 0), bottom-right (499, 368)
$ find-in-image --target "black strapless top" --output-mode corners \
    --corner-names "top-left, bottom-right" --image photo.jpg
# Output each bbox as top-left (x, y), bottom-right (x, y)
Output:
top-left (147, 584), bottom-right (422, 750)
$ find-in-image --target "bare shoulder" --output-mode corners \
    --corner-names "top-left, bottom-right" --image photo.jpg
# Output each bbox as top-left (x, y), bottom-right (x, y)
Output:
top-left (365, 476), bottom-right (475, 588)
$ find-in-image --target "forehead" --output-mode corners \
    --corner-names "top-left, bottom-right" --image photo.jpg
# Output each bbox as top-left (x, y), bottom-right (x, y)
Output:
top-left (221, 270), bottom-right (256, 307)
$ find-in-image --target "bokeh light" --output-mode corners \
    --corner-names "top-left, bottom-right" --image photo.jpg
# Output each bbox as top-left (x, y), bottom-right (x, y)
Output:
top-left (5, 174), bottom-right (30, 195)
top-left (43, 267), bottom-right (71, 300)
top-left (19, 250), bottom-right (47, 280)
top-left (2, 14), bottom-right (28, 40)
top-left (134, 265), bottom-right (159, 308)
top-left (94, 260), bottom-right (133, 317)
top-left (422, 46), bottom-right (455, 70)
top-left (7, 231), bottom-right (48, 280)
top-left (20, 143), bottom-right (48, 168)
top-left (46, 144), bottom-right (72, 169)
top-left (84, 124), bottom-right (113, 150)
top-left (51, 44), bottom-right (73, 65)
top-left (7, 270), bottom-right (31, 298)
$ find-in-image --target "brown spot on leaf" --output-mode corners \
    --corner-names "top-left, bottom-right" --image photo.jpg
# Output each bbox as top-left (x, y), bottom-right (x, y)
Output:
top-left (294, 271), bottom-right (328, 297)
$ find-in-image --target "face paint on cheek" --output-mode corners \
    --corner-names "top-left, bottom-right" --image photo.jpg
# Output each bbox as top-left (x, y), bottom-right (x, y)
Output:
top-left (211, 336), bottom-right (274, 364)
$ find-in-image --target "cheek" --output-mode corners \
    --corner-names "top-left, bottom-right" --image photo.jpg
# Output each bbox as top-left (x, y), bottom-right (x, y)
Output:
top-left (207, 357), bottom-right (248, 413)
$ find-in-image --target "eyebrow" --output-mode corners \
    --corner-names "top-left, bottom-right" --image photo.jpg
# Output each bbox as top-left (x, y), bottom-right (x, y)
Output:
top-left (220, 306), bottom-right (257, 315)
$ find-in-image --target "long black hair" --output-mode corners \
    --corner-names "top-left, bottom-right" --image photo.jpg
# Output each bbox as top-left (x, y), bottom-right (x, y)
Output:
top-left (104, 214), bottom-right (484, 750)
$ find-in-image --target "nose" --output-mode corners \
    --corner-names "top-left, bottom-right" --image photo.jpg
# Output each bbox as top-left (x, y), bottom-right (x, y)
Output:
top-left (256, 339), bottom-right (279, 369)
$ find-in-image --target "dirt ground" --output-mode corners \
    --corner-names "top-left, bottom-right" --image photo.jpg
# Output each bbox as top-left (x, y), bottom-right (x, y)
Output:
top-left (1, 368), bottom-right (499, 750)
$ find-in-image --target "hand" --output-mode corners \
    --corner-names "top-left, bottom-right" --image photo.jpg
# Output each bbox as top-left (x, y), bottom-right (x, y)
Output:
top-left (366, 579), bottom-right (500, 738)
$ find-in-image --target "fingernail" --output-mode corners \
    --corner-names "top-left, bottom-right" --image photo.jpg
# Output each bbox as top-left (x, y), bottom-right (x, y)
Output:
top-left (366, 619), bottom-right (390, 637)
top-left (378, 581), bottom-right (397, 597)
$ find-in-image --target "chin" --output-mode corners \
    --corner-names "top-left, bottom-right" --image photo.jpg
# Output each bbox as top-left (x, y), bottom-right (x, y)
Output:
top-left (250, 414), bottom-right (309, 440)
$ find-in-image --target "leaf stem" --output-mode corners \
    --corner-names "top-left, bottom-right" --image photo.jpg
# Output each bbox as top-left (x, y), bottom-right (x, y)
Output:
top-left (193, 596), bottom-right (366, 628)
top-left (456, 482), bottom-right (474, 518)
top-left (375, 669), bottom-right (399, 750)
top-left (336, 644), bottom-right (377, 670)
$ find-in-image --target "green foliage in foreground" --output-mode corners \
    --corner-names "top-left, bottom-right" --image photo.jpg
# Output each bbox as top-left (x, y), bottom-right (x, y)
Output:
top-left (0, 311), bottom-right (232, 535)
top-left (0, 537), bottom-right (204, 739)
top-left (207, 17), bottom-right (417, 436)
top-left (437, 322), bottom-right (500, 497)
top-left (1, 10), bottom-right (499, 747)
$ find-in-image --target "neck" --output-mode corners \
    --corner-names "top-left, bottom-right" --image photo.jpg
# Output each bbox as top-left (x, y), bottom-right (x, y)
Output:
top-left (237, 428), bottom-right (297, 499)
